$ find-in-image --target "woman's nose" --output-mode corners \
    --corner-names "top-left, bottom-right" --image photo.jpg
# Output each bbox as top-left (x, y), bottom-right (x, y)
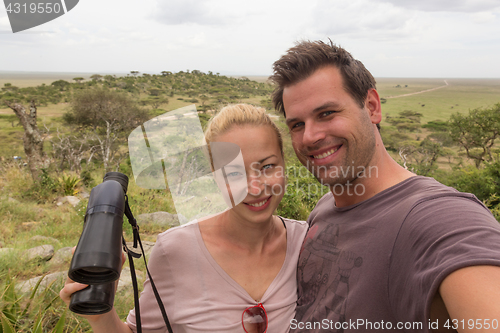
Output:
top-left (247, 176), bottom-right (264, 196)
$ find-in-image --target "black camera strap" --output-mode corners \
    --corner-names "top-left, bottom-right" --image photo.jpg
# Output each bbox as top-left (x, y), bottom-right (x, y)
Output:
top-left (122, 196), bottom-right (174, 333)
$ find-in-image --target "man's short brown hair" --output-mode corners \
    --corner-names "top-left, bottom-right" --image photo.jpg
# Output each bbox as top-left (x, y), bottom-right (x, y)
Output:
top-left (270, 40), bottom-right (377, 120)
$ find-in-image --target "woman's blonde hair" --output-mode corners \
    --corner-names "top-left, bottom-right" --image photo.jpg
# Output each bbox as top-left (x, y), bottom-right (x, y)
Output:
top-left (204, 104), bottom-right (284, 155)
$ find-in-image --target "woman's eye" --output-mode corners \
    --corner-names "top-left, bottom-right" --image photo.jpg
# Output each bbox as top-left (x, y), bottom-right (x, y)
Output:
top-left (262, 164), bottom-right (274, 170)
top-left (227, 171), bottom-right (242, 177)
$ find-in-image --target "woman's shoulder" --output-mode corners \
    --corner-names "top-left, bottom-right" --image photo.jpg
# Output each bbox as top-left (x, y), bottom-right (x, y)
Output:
top-left (155, 220), bottom-right (200, 251)
top-left (278, 216), bottom-right (308, 236)
top-left (278, 216), bottom-right (307, 227)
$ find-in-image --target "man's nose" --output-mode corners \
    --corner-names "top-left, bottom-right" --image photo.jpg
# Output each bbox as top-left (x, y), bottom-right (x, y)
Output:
top-left (302, 121), bottom-right (326, 147)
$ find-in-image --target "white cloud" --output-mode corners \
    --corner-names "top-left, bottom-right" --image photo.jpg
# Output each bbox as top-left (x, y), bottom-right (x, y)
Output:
top-left (371, 0), bottom-right (500, 13)
top-left (151, 0), bottom-right (237, 26)
top-left (472, 11), bottom-right (497, 23)
top-left (0, 0), bottom-right (499, 77)
top-left (0, 14), bottom-right (9, 30)
top-left (311, 0), bottom-right (414, 41)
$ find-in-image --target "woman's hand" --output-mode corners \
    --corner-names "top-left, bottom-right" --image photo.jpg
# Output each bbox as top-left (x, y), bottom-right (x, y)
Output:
top-left (59, 247), bottom-right (127, 323)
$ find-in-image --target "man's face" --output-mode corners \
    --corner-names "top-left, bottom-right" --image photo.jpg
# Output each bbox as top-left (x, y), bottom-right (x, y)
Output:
top-left (283, 66), bottom-right (379, 187)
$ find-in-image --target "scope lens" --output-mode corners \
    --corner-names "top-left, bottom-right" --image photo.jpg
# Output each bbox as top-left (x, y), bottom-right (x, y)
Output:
top-left (69, 283), bottom-right (115, 315)
top-left (70, 302), bottom-right (113, 315)
top-left (71, 267), bottom-right (119, 284)
top-left (103, 172), bottom-right (129, 193)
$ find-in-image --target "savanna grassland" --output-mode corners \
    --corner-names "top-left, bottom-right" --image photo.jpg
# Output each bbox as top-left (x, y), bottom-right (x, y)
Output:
top-left (378, 78), bottom-right (500, 123)
top-left (0, 71), bottom-right (499, 332)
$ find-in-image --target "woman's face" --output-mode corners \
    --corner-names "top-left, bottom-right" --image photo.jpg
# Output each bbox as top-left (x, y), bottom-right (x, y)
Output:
top-left (213, 124), bottom-right (286, 224)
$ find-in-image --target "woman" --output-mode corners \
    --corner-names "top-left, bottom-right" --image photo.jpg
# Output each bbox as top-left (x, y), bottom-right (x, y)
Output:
top-left (60, 104), bottom-right (308, 333)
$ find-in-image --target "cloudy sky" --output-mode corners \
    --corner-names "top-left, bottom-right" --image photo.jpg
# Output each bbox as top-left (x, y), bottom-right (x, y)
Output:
top-left (1, 0), bottom-right (500, 77)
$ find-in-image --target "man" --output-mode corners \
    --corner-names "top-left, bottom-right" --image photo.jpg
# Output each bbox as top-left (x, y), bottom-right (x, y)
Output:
top-left (270, 40), bottom-right (500, 332)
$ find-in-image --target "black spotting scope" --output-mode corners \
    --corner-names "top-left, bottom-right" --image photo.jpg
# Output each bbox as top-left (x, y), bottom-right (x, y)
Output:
top-left (68, 172), bottom-right (129, 315)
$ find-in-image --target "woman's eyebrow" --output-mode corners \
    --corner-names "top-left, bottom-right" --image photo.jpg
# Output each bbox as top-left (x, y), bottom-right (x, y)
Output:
top-left (258, 154), bottom-right (277, 164)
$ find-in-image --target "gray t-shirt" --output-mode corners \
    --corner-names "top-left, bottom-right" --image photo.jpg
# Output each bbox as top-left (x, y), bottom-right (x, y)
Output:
top-left (292, 176), bottom-right (500, 332)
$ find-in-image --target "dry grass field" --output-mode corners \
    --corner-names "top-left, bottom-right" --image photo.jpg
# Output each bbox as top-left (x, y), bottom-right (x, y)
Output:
top-left (0, 71), bottom-right (127, 88)
top-left (377, 78), bottom-right (500, 124)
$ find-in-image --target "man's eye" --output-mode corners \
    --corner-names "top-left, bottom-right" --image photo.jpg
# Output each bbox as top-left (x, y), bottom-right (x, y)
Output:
top-left (291, 122), bottom-right (304, 130)
top-left (320, 111), bottom-right (335, 118)
top-left (262, 164), bottom-right (274, 170)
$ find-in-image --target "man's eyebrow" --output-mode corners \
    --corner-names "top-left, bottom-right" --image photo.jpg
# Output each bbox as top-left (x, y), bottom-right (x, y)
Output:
top-left (313, 101), bottom-right (343, 113)
top-left (285, 101), bottom-right (343, 126)
top-left (285, 117), bottom-right (299, 126)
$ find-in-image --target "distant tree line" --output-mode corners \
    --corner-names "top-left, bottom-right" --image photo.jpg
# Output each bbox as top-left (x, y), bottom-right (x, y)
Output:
top-left (0, 70), bottom-right (274, 113)
top-left (2, 71), bottom-right (499, 220)
top-left (1, 70), bottom-right (274, 183)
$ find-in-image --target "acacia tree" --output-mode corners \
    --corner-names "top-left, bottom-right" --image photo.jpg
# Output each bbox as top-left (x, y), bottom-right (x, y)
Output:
top-left (449, 104), bottom-right (500, 168)
top-left (401, 138), bottom-right (445, 176)
top-left (4, 100), bottom-right (50, 181)
top-left (64, 88), bottom-right (150, 171)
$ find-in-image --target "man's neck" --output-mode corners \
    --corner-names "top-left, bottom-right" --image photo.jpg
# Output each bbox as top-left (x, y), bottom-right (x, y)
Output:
top-left (332, 151), bottom-right (415, 208)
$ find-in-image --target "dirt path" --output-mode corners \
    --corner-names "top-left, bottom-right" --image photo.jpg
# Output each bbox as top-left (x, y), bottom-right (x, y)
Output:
top-left (385, 80), bottom-right (449, 99)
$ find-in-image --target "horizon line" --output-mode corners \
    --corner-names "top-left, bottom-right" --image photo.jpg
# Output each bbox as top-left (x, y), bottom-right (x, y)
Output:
top-left (0, 70), bottom-right (499, 80)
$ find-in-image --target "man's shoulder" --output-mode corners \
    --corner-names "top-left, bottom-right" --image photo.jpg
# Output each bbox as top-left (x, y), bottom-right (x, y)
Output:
top-left (308, 176), bottom-right (489, 222)
top-left (365, 175), bottom-right (482, 212)
top-left (404, 176), bottom-right (489, 214)
top-left (381, 176), bottom-right (493, 224)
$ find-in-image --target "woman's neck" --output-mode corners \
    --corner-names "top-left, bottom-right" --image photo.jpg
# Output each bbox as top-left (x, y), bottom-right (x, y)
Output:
top-left (205, 211), bottom-right (282, 253)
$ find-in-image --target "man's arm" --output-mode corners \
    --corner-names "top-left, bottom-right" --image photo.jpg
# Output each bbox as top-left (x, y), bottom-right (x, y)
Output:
top-left (435, 265), bottom-right (500, 332)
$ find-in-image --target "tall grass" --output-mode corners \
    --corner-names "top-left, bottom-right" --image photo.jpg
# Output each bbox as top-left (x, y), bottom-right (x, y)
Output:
top-left (0, 273), bottom-right (75, 333)
top-left (0, 160), bottom-right (174, 332)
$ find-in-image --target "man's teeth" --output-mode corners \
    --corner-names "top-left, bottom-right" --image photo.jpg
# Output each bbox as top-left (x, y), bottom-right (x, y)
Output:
top-left (313, 147), bottom-right (339, 159)
top-left (249, 199), bottom-right (268, 207)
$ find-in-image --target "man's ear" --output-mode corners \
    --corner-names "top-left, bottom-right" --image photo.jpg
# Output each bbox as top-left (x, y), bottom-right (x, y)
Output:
top-left (365, 89), bottom-right (382, 125)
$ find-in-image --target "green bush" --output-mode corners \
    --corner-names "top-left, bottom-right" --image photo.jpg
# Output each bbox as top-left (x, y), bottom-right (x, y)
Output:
top-left (79, 169), bottom-right (95, 188)
top-left (438, 157), bottom-right (500, 221)
top-left (276, 162), bottom-right (328, 221)
top-left (58, 174), bottom-right (81, 196)
top-left (23, 169), bottom-right (60, 202)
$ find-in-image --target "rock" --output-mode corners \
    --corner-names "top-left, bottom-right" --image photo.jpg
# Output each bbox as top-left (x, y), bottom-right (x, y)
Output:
top-left (136, 211), bottom-right (180, 228)
top-left (117, 267), bottom-right (145, 293)
top-left (8, 197), bottom-right (19, 204)
top-left (50, 247), bottom-right (73, 265)
top-left (177, 213), bottom-right (187, 224)
top-left (22, 221), bottom-right (41, 230)
top-left (0, 248), bottom-right (16, 256)
top-left (79, 191), bottom-right (90, 199)
top-left (33, 207), bottom-right (44, 215)
top-left (125, 241), bottom-right (155, 258)
top-left (66, 196), bottom-right (81, 207)
top-left (25, 245), bottom-right (54, 262)
top-left (16, 271), bottom-right (67, 295)
top-left (57, 196), bottom-right (80, 207)
top-left (30, 235), bottom-right (61, 245)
